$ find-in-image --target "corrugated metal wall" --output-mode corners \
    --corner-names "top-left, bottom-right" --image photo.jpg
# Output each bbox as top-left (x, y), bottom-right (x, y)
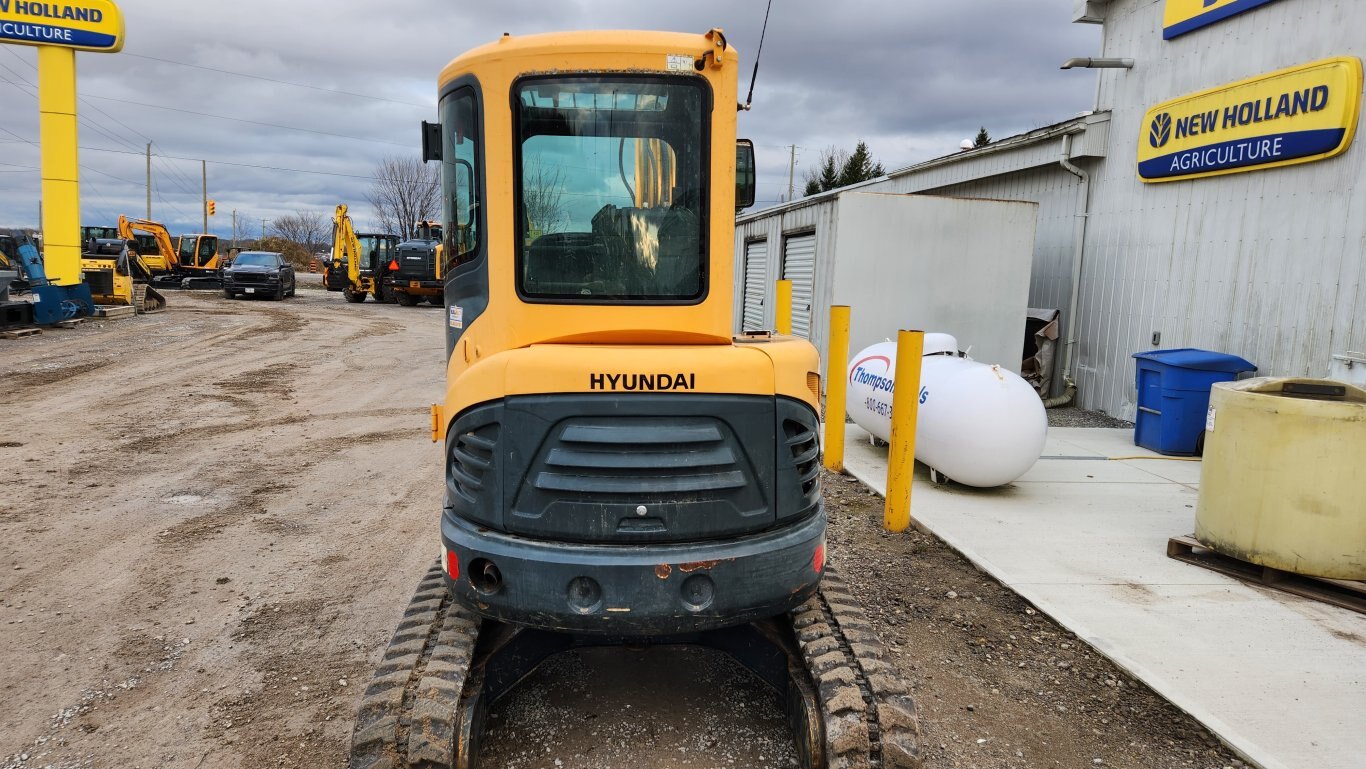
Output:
top-left (1074, 0), bottom-right (1366, 417)
top-left (918, 168), bottom-right (1089, 361)
top-left (733, 199), bottom-right (841, 340)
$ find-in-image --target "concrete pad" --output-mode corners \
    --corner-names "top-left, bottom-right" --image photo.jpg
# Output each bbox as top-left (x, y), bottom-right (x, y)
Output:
top-left (834, 423), bottom-right (1366, 769)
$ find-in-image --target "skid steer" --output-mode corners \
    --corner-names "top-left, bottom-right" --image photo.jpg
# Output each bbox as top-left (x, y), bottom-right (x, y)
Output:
top-left (350, 30), bottom-right (922, 769)
top-left (80, 238), bottom-right (167, 314)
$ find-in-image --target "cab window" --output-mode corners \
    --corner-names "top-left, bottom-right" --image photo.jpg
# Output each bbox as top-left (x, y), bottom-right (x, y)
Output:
top-left (514, 76), bottom-right (708, 303)
top-left (440, 88), bottom-right (480, 272)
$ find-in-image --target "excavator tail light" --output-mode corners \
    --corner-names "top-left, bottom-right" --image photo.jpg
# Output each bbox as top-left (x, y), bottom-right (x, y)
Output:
top-left (443, 544), bottom-right (460, 580)
top-left (812, 540), bottom-right (826, 574)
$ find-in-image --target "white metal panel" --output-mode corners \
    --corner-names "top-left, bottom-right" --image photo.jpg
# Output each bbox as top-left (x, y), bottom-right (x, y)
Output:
top-left (781, 233), bottom-right (816, 340)
top-left (742, 240), bottom-right (767, 331)
top-left (829, 193), bottom-right (1036, 375)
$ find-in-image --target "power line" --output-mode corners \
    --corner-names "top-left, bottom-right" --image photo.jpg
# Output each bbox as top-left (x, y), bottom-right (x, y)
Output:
top-left (82, 144), bottom-right (435, 186)
top-left (83, 93), bottom-right (410, 147)
top-left (123, 52), bottom-right (432, 109)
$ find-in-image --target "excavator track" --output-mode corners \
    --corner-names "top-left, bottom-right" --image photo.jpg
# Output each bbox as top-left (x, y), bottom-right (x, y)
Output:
top-left (133, 283), bottom-right (167, 314)
top-left (351, 561), bottom-right (922, 769)
top-left (791, 566), bottom-right (924, 769)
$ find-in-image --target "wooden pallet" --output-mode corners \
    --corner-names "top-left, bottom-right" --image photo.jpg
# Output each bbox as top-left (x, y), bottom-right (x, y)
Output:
top-left (54, 317), bottom-right (85, 329)
top-left (1167, 535), bottom-right (1366, 615)
top-left (94, 305), bottom-right (135, 319)
top-left (0, 327), bottom-right (40, 339)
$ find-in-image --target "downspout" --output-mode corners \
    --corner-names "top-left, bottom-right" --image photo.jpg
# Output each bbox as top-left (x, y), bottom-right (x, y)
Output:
top-left (1044, 131), bottom-right (1090, 408)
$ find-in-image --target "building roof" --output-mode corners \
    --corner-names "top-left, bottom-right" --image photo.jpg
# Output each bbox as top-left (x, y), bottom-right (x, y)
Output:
top-left (738, 110), bottom-right (1111, 223)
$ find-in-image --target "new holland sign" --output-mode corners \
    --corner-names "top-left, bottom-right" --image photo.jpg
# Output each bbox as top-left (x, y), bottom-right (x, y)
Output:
top-left (0, 0), bottom-right (123, 52)
top-left (1138, 57), bottom-right (1363, 183)
top-left (1163, 0), bottom-right (1283, 40)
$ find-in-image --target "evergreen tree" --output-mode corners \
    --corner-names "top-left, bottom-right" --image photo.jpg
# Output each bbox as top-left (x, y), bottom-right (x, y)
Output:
top-left (802, 151), bottom-right (844, 197)
top-left (973, 127), bottom-right (991, 147)
top-left (836, 141), bottom-right (885, 188)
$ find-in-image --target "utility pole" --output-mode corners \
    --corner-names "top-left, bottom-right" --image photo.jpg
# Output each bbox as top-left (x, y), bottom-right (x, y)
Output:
top-left (145, 142), bottom-right (152, 219)
top-left (201, 160), bottom-right (208, 233)
top-left (787, 144), bottom-right (797, 202)
top-left (261, 218), bottom-right (266, 241)
top-left (231, 209), bottom-right (238, 249)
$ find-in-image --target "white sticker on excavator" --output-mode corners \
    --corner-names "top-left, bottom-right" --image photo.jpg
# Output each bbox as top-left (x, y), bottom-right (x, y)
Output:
top-left (449, 305), bottom-right (463, 329)
top-left (666, 54), bottom-right (692, 72)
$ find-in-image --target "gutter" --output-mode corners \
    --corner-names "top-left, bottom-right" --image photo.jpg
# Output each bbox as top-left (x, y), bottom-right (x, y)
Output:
top-left (1045, 131), bottom-right (1091, 408)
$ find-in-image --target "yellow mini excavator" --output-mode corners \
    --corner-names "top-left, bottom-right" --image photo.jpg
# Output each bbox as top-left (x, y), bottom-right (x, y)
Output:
top-left (350, 29), bottom-right (922, 769)
top-left (117, 216), bottom-right (222, 289)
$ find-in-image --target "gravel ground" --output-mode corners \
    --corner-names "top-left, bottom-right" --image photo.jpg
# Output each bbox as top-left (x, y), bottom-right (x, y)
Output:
top-left (1046, 406), bottom-right (1134, 429)
top-left (1, 294), bottom-right (1243, 769)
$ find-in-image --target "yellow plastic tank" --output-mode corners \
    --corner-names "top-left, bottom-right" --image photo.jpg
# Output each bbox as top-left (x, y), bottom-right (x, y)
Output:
top-left (1196, 377), bottom-right (1366, 580)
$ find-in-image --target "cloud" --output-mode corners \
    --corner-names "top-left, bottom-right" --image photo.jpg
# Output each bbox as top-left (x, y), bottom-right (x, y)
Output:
top-left (0, 0), bottom-right (1098, 230)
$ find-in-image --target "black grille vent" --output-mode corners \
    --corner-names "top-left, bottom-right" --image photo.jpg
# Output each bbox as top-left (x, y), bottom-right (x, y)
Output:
top-left (82, 269), bottom-right (113, 296)
top-left (450, 422), bottom-right (500, 505)
top-left (535, 419), bottom-right (745, 496)
top-left (783, 418), bottom-right (820, 496)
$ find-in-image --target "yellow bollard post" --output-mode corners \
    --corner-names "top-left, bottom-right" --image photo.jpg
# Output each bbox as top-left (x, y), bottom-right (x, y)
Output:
top-left (775, 279), bottom-right (792, 336)
top-left (37, 45), bottom-right (81, 287)
top-left (884, 329), bottom-right (925, 533)
top-left (823, 305), bottom-right (851, 472)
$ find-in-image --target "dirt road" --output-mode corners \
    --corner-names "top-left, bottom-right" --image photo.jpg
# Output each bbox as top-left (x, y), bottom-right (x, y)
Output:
top-left (1, 289), bottom-right (449, 769)
top-left (2, 289), bottom-right (1246, 769)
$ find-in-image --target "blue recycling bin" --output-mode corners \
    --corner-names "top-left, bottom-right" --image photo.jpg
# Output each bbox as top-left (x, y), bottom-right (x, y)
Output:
top-left (1132, 348), bottom-right (1256, 455)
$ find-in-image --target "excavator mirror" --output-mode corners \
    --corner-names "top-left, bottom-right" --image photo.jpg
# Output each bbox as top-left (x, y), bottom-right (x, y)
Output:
top-left (421, 120), bottom-right (442, 162)
top-left (735, 139), bottom-right (756, 210)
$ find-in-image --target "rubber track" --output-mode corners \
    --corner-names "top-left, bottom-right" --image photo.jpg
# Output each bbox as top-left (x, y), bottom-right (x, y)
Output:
top-left (350, 559), bottom-right (481, 769)
top-left (791, 564), bottom-right (925, 769)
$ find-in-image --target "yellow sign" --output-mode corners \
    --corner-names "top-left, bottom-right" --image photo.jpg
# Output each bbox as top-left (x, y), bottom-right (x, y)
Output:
top-left (1163, 0), bottom-right (1283, 39)
top-left (1138, 57), bottom-right (1363, 183)
top-left (0, 0), bottom-right (123, 52)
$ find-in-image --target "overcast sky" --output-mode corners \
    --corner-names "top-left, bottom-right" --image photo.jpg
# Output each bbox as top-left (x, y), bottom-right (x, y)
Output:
top-left (0, 0), bottom-right (1100, 236)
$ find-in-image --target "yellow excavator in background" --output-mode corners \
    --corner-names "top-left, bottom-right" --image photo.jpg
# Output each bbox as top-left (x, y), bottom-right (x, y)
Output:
top-left (116, 216), bottom-right (223, 289)
top-left (79, 238), bottom-right (167, 313)
top-left (175, 233), bottom-right (221, 273)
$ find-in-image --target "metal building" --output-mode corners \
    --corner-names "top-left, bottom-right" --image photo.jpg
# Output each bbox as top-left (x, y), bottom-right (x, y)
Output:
top-left (734, 192), bottom-right (1038, 380)
top-left (740, 0), bottom-right (1366, 419)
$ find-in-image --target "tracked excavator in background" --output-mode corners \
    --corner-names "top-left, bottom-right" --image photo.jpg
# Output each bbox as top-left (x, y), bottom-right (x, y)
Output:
top-left (116, 215), bottom-right (222, 290)
top-left (349, 30), bottom-right (923, 769)
top-left (326, 204), bottom-right (400, 303)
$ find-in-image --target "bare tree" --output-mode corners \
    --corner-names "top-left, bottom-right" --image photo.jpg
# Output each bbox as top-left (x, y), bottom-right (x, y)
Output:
top-left (269, 210), bottom-right (328, 251)
top-left (522, 159), bottom-right (568, 236)
top-left (802, 146), bottom-right (848, 196)
top-left (367, 155), bottom-right (440, 240)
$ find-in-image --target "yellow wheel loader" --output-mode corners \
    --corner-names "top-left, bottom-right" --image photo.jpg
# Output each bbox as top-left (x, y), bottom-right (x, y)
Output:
top-left (350, 30), bottom-right (923, 769)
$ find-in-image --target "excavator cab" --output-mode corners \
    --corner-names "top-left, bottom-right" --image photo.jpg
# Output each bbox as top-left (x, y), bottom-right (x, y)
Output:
top-left (176, 234), bottom-right (220, 271)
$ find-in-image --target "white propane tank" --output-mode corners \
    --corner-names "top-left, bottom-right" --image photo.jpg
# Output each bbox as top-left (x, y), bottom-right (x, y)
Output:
top-left (846, 334), bottom-right (1048, 487)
